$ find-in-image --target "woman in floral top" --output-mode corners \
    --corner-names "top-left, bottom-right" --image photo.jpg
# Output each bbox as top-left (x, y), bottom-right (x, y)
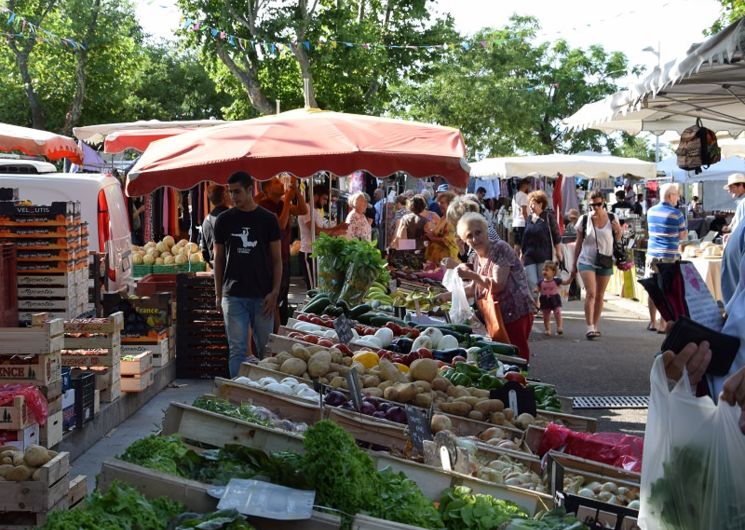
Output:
top-left (345, 192), bottom-right (372, 241)
top-left (439, 213), bottom-right (535, 361)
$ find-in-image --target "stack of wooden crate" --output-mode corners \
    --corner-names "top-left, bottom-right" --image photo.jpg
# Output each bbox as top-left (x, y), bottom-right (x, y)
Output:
top-left (121, 351), bottom-right (154, 393)
top-left (0, 319), bottom-right (64, 449)
top-left (0, 450), bottom-right (86, 529)
top-left (0, 201), bottom-right (89, 324)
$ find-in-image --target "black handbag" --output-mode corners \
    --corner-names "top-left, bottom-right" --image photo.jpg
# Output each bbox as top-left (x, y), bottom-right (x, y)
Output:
top-left (591, 214), bottom-right (614, 269)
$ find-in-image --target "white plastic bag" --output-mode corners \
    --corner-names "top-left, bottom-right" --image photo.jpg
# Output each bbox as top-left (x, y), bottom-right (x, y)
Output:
top-left (639, 356), bottom-right (745, 530)
top-left (442, 268), bottom-right (473, 324)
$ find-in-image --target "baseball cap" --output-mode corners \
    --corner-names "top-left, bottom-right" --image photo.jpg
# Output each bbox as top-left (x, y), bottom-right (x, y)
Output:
top-left (724, 173), bottom-right (745, 190)
top-left (436, 184), bottom-right (449, 193)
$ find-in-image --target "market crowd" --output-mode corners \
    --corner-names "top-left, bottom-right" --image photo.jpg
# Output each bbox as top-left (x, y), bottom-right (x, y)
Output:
top-left (202, 171), bottom-right (745, 430)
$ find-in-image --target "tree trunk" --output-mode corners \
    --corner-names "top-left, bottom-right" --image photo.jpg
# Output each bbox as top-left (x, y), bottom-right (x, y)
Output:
top-left (14, 49), bottom-right (45, 129)
top-left (292, 45), bottom-right (318, 108)
top-left (216, 46), bottom-right (275, 115)
top-left (63, 0), bottom-right (101, 135)
top-left (357, 0), bottom-right (365, 22)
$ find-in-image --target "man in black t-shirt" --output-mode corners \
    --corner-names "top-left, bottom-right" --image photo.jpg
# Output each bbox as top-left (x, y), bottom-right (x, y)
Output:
top-left (213, 171), bottom-right (282, 377)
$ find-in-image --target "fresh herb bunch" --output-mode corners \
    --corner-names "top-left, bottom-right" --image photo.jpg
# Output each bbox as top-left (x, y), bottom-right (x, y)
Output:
top-left (371, 469), bottom-right (444, 529)
top-left (41, 482), bottom-right (183, 529)
top-left (503, 508), bottom-right (588, 529)
top-left (120, 435), bottom-right (200, 478)
top-left (439, 486), bottom-right (527, 530)
top-left (173, 509), bottom-right (256, 530)
top-left (192, 397), bottom-right (271, 427)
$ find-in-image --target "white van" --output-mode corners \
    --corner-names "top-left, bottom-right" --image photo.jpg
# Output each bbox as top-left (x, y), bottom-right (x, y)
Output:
top-left (0, 161), bottom-right (133, 291)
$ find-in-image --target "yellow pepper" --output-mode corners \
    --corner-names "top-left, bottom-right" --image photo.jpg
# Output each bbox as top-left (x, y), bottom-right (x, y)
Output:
top-left (352, 351), bottom-right (379, 369)
top-left (393, 362), bottom-right (410, 373)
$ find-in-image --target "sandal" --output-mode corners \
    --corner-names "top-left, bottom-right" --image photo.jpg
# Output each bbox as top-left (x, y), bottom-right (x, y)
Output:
top-left (592, 330), bottom-right (601, 338)
top-left (585, 330), bottom-right (596, 340)
top-left (646, 323), bottom-right (657, 332)
top-left (543, 330), bottom-right (551, 336)
top-left (557, 329), bottom-right (563, 336)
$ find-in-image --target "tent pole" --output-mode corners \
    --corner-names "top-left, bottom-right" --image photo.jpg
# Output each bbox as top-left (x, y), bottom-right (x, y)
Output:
top-left (310, 177), bottom-right (316, 290)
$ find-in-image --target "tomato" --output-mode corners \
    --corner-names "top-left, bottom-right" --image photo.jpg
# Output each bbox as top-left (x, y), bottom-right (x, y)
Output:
top-left (451, 355), bottom-right (466, 364)
top-left (505, 372), bottom-right (527, 386)
top-left (297, 313), bottom-right (310, 322)
top-left (415, 348), bottom-right (433, 359)
top-left (385, 322), bottom-right (402, 335)
top-left (288, 332), bottom-right (303, 339)
top-left (318, 339), bottom-right (334, 347)
top-left (303, 335), bottom-right (319, 344)
top-left (436, 360), bottom-right (446, 368)
top-left (334, 343), bottom-right (352, 355)
top-left (406, 328), bottom-right (420, 339)
top-left (310, 317), bottom-right (325, 326)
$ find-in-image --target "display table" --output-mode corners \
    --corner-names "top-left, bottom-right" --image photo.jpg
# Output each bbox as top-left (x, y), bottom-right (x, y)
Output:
top-left (689, 256), bottom-right (723, 302)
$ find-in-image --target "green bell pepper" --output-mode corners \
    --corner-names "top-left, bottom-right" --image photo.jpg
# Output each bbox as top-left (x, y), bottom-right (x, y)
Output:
top-left (477, 373), bottom-right (503, 391)
top-left (450, 372), bottom-right (472, 387)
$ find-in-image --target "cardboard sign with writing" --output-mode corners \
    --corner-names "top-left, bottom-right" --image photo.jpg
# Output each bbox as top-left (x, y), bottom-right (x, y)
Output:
top-left (334, 314), bottom-right (354, 345)
top-left (405, 404), bottom-right (433, 453)
top-left (478, 349), bottom-right (497, 371)
top-left (490, 381), bottom-right (536, 416)
top-left (345, 367), bottom-right (363, 412)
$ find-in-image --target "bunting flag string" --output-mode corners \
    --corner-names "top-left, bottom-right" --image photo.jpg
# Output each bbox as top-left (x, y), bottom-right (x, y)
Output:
top-left (0, 7), bottom-right (84, 50)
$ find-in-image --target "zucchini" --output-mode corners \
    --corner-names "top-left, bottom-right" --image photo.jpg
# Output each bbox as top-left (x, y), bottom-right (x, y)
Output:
top-left (303, 294), bottom-right (331, 315)
top-left (349, 303), bottom-right (372, 319)
top-left (356, 312), bottom-right (379, 325)
top-left (370, 315), bottom-right (407, 327)
top-left (323, 305), bottom-right (343, 317)
top-left (335, 299), bottom-right (350, 316)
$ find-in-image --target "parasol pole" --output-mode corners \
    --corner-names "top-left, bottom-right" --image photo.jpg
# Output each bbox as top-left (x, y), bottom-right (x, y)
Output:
top-left (310, 176), bottom-right (316, 289)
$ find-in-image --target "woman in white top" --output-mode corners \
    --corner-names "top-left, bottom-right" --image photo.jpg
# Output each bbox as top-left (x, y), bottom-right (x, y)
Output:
top-left (345, 192), bottom-right (372, 241)
top-left (571, 191), bottom-right (621, 340)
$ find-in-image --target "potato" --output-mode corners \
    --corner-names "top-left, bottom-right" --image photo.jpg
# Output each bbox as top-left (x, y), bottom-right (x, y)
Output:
top-left (307, 351), bottom-right (331, 378)
top-left (378, 358), bottom-right (404, 382)
top-left (307, 345), bottom-right (327, 355)
top-left (24, 445), bottom-right (51, 467)
top-left (330, 376), bottom-right (346, 388)
top-left (413, 392), bottom-right (433, 408)
top-left (454, 396), bottom-right (479, 407)
top-left (468, 410), bottom-right (485, 421)
top-left (330, 362), bottom-right (350, 375)
top-left (413, 380), bottom-right (432, 393)
top-left (0, 463), bottom-right (13, 478)
top-left (258, 359), bottom-right (280, 370)
top-left (341, 356), bottom-right (353, 366)
top-left (378, 380), bottom-right (394, 391)
top-left (431, 414), bottom-right (452, 433)
top-left (383, 385), bottom-right (399, 401)
top-left (280, 358), bottom-right (307, 377)
top-left (431, 376), bottom-right (451, 392)
top-left (515, 413), bottom-right (536, 429)
top-left (363, 387), bottom-right (383, 397)
top-left (446, 385), bottom-right (470, 398)
top-left (408, 358), bottom-right (439, 382)
top-left (439, 401), bottom-right (471, 416)
top-left (434, 390), bottom-right (449, 401)
top-left (474, 399), bottom-right (505, 416)
top-left (503, 408), bottom-right (515, 421)
top-left (362, 375), bottom-right (381, 387)
top-left (6, 465), bottom-right (32, 481)
top-left (392, 383), bottom-right (418, 403)
top-left (351, 361), bottom-right (367, 374)
top-left (328, 348), bottom-right (344, 364)
top-left (32, 468), bottom-right (42, 481)
top-left (468, 388), bottom-right (490, 399)
top-left (326, 372), bottom-right (339, 380)
top-left (319, 377), bottom-right (329, 385)
top-left (480, 427), bottom-right (507, 441)
top-left (490, 411), bottom-right (506, 425)
top-left (291, 344), bottom-right (311, 361)
top-left (275, 351), bottom-right (293, 365)
top-left (9, 451), bottom-right (24, 466)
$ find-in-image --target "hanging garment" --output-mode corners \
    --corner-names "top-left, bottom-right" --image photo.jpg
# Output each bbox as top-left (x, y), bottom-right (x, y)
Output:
top-left (553, 174), bottom-right (564, 235)
top-left (560, 176), bottom-right (579, 215)
top-left (722, 212), bottom-right (745, 306)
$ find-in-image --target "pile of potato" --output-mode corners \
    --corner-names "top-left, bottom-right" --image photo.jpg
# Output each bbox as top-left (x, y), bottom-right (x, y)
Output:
top-left (475, 454), bottom-right (547, 493)
top-left (260, 345), bottom-right (537, 429)
top-left (0, 445), bottom-right (58, 481)
top-left (132, 236), bottom-right (204, 266)
top-left (563, 474), bottom-right (641, 509)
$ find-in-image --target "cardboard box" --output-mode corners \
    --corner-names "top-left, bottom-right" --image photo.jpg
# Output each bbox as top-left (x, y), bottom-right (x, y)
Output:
top-left (62, 388), bottom-right (75, 409)
top-left (0, 422), bottom-right (40, 450)
top-left (0, 201), bottom-right (78, 225)
top-left (103, 292), bottom-right (172, 337)
top-left (62, 404), bottom-right (75, 431)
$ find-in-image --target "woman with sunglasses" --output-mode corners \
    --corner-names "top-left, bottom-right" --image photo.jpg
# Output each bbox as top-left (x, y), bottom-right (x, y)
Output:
top-left (571, 191), bottom-right (622, 339)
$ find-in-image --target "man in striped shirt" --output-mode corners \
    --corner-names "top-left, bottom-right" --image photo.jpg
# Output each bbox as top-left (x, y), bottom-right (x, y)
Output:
top-left (645, 183), bottom-right (687, 331)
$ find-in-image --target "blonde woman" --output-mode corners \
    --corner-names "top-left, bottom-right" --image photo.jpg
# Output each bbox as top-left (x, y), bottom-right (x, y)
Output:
top-left (345, 192), bottom-right (372, 241)
top-left (425, 191), bottom-right (459, 264)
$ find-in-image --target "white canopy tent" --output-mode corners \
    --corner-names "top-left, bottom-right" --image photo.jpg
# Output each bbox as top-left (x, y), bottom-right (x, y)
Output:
top-left (657, 155), bottom-right (745, 183)
top-left (469, 152), bottom-right (657, 180)
top-left (73, 119), bottom-right (225, 145)
top-left (563, 16), bottom-right (745, 136)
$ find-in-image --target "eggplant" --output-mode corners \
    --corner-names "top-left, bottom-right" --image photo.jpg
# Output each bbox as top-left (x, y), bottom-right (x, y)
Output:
top-left (385, 405), bottom-right (408, 424)
top-left (377, 402), bottom-right (391, 413)
top-left (392, 337), bottom-right (413, 354)
top-left (432, 348), bottom-right (469, 363)
top-left (360, 401), bottom-right (377, 416)
top-left (363, 396), bottom-right (384, 408)
top-left (341, 401), bottom-right (355, 410)
top-left (372, 410), bottom-right (387, 419)
top-left (324, 390), bottom-right (347, 407)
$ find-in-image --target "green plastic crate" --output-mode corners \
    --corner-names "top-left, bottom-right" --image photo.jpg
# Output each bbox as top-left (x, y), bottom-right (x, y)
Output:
top-left (133, 264), bottom-right (153, 278)
top-left (153, 264), bottom-right (179, 274)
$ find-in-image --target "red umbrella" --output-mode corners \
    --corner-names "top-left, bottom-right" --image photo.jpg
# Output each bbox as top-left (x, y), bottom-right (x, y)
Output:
top-left (0, 123), bottom-right (82, 164)
top-left (104, 128), bottom-right (197, 154)
top-left (126, 108), bottom-right (469, 196)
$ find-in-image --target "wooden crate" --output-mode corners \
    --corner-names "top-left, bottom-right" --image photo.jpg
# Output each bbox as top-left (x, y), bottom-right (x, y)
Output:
top-left (0, 422), bottom-right (40, 451)
top-left (100, 380), bottom-right (121, 403)
top-left (121, 351), bottom-right (153, 376)
top-left (162, 401), bottom-right (305, 454)
top-left (61, 346), bottom-right (121, 368)
top-left (41, 410), bottom-right (64, 449)
top-left (215, 377), bottom-right (324, 426)
top-left (16, 273), bottom-right (77, 288)
top-left (536, 410), bottom-right (598, 433)
top-left (98, 458), bottom-right (342, 529)
top-left (59, 312), bottom-right (124, 334)
top-left (17, 284), bottom-right (77, 300)
top-left (67, 474), bottom-right (87, 510)
top-left (326, 407), bottom-right (410, 453)
top-left (0, 319), bottom-right (64, 355)
top-left (120, 368), bottom-right (154, 393)
top-left (0, 351), bottom-right (62, 386)
top-left (92, 363), bottom-right (121, 392)
top-left (0, 395), bottom-right (32, 430)
top-left (0, 452), bottom-right (70, 512)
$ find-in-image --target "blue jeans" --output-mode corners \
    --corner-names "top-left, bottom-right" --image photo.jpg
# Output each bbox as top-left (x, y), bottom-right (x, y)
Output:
top-left (524, 263), bottom-right (541, 299)
top-left (222, 295), bottom-right (274, 377)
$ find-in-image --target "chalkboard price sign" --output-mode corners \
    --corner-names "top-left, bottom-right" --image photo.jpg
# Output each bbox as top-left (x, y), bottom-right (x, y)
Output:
top-left (334, 314), bottom-right (355, 345)
top-left (405, 404), bottom-right (433, 453)
top-left (345, 367), bottom-right (363, 412)
top-left (478, 349), bottom-right (498, 371)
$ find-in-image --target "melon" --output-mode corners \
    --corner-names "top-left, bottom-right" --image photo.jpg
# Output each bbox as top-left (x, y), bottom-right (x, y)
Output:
top-left (142, 254), bottom-right (155, 265)
top-left (162, 235), bottom-right (175, 248)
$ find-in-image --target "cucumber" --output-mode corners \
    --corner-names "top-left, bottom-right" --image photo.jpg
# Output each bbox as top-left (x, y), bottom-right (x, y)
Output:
top-left (447, 323), bottom-right (473, 334)
top-left (323, 305), bottom-right (343, 317)
top-left (349, 303), bottom-right (372, 319)
top-left (356, 312), bottom-right (379, 325)
top-left (370, 315), bottom-right (407, 327)
top-left (335, 299), bottom-right (350, 316)
top-left (303, 294), bottom-right (331, 315)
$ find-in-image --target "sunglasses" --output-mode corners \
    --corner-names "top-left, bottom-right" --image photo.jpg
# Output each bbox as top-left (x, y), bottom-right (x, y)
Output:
top-left (590, 202), bottom-right (604, 208)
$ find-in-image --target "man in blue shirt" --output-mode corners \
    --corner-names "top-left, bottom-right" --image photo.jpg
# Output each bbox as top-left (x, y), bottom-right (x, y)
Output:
top-left (428, 183), bottom-right (448, 216)
top-left (645, 183), bottom-right (687, 331)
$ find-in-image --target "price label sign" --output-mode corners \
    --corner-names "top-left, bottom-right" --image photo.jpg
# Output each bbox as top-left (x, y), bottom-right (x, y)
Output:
top-left (334, 314), bottom-right (354, 345)
top-left (478, 349), bottom-right (497, 371)
top-left (490, 381), bottom-right (536, 416)
top-left (345, 367), bottom-right (363, 412)
top-left (405, 404), bottom-right (433, 453)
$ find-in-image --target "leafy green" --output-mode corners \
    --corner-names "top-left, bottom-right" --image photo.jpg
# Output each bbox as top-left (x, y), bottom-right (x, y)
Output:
top-left (120, 435), bottom-right (201, 478)
top-left (173, 509), bottom-right (255, 530)
top-left (192, 397), bottom-right (271, 427)
top-left (41, 482), bottom-right (183, 529)
top-left (371, 469), bottom-right (444, 529)
top-left (439, 486), bottom-right (527, 530)
top-left (503, 509), bottom-right (588, 529)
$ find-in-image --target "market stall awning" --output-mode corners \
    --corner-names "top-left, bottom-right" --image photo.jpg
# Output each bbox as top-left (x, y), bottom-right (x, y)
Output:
top-left (0, 123), bottom-right (83, 164)
top-left (657, 154), bottom-right (745, 183)
top-left (469, 152), bottom-right (657, 180)
top-left (125, 108), bottom-right (470, 196)
top-left (103, 128), bottom-right (200, 154)
top-left (563, 16), bottom-right (745, 136)
top-left (73, 119), bottom-right (225, 145)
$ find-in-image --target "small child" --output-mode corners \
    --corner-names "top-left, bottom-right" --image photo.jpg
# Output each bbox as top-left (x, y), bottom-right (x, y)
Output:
top-left (538, 260), bottom-right (570, 336)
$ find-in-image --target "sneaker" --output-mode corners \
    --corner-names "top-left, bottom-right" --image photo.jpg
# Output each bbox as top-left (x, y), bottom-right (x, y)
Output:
top-left (245, 355), bottom-right (261, 365)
